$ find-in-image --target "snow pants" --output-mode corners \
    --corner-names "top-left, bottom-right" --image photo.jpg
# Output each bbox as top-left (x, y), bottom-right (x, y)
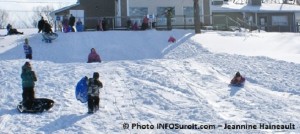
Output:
top-left (88, 95), bottom-right (99, 112)
top-left (22, 87), bottom-right (35, 109)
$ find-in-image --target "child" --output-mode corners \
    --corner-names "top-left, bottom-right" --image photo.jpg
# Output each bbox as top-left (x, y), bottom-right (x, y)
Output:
top-left (87, 72), bottom-right (103, 113)
top-left (21, 62), bottom-right (37, 109)
top-left (23, 38), bottom-right (32, 59)
top-left (230, 72), bottom-right (245, 85)
top-left (87, 48), bottom-right (101, 63)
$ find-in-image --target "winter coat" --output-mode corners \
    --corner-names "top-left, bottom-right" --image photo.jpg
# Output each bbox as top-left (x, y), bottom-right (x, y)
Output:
top-left (38, 19), bottom-right (45, 30)
top-left (69, 16), bottom-right (75, 26)
top-left (21, 65), bottom-right (37, 88)
top-left (43, 23), bottom-right (52, 34)
top-left (88, 51), bottom-right (101, 63)
top-left (23, 44), bottom-right (32, 55)
top-left (230, 76), bottom-right (245, 85)
top-left (87, 78), bottom-right (103, 96)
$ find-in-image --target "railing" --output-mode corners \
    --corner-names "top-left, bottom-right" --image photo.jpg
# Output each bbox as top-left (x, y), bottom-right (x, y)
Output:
top-left (53, 14), bottom-right (298, 32)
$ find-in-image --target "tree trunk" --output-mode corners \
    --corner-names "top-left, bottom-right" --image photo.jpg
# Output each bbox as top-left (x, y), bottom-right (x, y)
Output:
top-left (194, 0), bottom-right (201, 34)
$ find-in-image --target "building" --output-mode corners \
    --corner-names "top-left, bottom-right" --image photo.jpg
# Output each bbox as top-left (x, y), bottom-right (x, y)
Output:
top-left (211, 0), bottom-right (300, 32)
top-left (51, 0), bottom-right (120, 30)
top-left (51, 0), bottom-right (211, 30)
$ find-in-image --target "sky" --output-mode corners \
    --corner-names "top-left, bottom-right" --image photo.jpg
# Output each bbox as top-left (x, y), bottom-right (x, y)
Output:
top-left (0, 0), bottom-right (77, 28)
top-left (0, 28), bottom-right (299, 133)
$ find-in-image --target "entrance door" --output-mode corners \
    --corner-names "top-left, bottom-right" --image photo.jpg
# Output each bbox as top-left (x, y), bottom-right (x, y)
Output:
top-left (259, 17), bottom-right (267, 31)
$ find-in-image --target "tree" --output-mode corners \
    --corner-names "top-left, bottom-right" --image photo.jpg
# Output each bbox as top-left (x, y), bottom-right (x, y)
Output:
top-left (0, 9), bottom-right (9, 29)
top-left (31, 5), bottom-right (54, 28)
top-left (194, 0), bottom-right (201, 34)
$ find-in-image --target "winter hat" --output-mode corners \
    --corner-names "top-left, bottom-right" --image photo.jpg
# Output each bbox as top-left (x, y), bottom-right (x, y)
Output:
top-left (235, 72), bottom-right (241, 77)
top-left (22, 62), bottom-right (31, 72)
top-left (25, 38), bottom-right (28, 44)
top-left (93, 72), bottom-right (99, 79)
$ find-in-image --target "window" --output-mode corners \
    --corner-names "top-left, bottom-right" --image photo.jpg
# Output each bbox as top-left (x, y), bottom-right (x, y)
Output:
top-left (272, 16), bottom-right (288, 26)
top-left (183, 7), bottom-right (194, 17)
top-left (157, 7), bottom-right (175, 17)
top-left (129, 7), bottom-right (148, 16)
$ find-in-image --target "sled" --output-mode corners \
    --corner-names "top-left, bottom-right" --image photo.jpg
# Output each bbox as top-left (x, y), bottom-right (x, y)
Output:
top-left (229, 82), bottom-right (245, 87)
top-left (42, 33), bottom-right (58, 41)
top-left (75, 76), bottom-right (88, 103)
top-left (17, 98), bottom-right (54, 113)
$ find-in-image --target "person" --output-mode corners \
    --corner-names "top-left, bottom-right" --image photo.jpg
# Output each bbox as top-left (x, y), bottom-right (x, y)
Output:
top-left (6, 24), bottom-right (23, 35)
top-left (23, 38), bottom-right (32, 59)
top-left (87, 72), bottom-right (103, 113)
top-left (87, 48), bottom-right (101, 63)
top-left (168, 36), bottom-right (176, 43)
top-left (38, 17), bottom-right (45, 33)
top-left (132, 21), bottom-right (138, 30)
top-left (62, 15), bottom-right (69, 33)
top-left (76, 18), bottom-right (83, 32)
top-left (141, 16), bottom-right (149, 30)
top-left (21, 62), bottom-right (37, 110)
top-left (43, 21), bottom-right (53, 43)
top-left (6, 23), bottom-right (12, 33)
top-left (126, 18), bottom-right (132, 30)
top-left (69, 14), bottom-right (76, 32)
top-left (230, 72), bottom-right (245, 85)
top-left (96, 19), bottom-right (103, 31)
top-left (102, 18), bottom-right (107, 31)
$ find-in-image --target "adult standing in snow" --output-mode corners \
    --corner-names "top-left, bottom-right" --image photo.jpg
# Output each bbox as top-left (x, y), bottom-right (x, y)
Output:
top-left (96, 18), bottom-right (103, 31)
top-left (43, 21), bottom-right (53, 43)
top-left (87, 72), bottom-right (103, 113)
top-left (21, 62), bottom-right (37, 110)
top-left (141, 16), bottom-right (149, 30)
top-left (69, 14), bottom-right (76, 32)
top-left (23, 38), bottom-right (32, 59)
top-left (87, 48), bottom-right (101, 63)
top-left (37, 17), bottom-right (45, 33)
top-left (62, 15), bottom-right (69, 32)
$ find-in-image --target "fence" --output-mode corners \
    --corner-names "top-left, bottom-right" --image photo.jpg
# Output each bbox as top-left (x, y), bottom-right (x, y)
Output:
top-left (54, 15), bottom-right (299, 32)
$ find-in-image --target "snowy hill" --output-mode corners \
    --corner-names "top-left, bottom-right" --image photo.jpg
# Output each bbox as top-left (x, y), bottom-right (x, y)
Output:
top-left (0, 29), bottom-right (299, 133)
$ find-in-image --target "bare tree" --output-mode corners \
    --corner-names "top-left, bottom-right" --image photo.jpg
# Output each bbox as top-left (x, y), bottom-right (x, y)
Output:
top-left (194, 0), bottom-right (201, 34)
top-left (0, 9), bottom-right (9, 29)
top-left (31, 5), bottom-right (54, 27)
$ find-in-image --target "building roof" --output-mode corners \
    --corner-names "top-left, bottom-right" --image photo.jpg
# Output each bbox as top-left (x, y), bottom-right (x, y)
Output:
top-left (50, 3), bottom-right (80, 16)
top-left (212, 3), bottom-right (300, 13)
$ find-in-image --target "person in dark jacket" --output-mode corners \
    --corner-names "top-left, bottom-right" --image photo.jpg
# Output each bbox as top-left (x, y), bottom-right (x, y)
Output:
top-left (230, 72), bottom-right (245, 85)
top-left (87, 72), bottom-right (103, 113)
top-left (43, 21), bottom-right (53, 43)
top-left (38, 17), bottom-right (45, 33)
top-left (23, 38), bottom-right (32, 59)
top-left (21, 62), bottom-right (37, 109)
top-left (87, 48), bottom-right (101, 63)
top-left (6, 24), bottom-right (23, 35)
top-left (43, 21), bottom-right (53, 34)
top-left (68, 14), bottom-right (76, 32)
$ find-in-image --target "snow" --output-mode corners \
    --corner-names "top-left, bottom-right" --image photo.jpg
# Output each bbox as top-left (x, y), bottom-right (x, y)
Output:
top-left (212, 3), bottom-right (300, 12)
top-left (0, 28), bottom-right (300, 133)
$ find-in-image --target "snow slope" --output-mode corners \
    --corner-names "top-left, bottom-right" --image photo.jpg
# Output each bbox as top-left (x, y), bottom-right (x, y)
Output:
top-left (0, 29), bottom-right (299, 133)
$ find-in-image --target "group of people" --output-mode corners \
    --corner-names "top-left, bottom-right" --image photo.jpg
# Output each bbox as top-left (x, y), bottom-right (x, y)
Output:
top-left (96, 18), bottom-right (108, 31)
top-left (21, 61), bottom-right (103, 114)
top-left (37, 17), bottom-right (54, 43)
top-left (61, 14), bottom-right (84, 32)
top-left (37, 17), bottom-right (53, 34)
top-left (126, 16), bottom-right (150, 31)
